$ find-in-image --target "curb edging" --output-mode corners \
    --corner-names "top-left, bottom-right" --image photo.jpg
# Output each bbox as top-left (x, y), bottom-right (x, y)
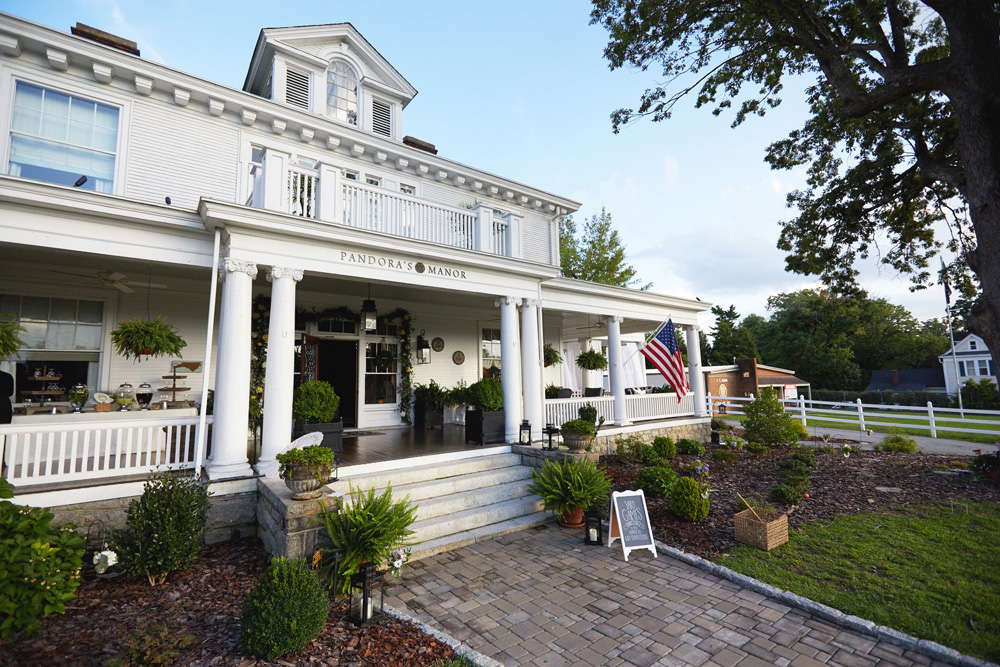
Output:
top-left (384, 604), bottom-right (504, 667)
top-left (654, 541), bottom-right (997, 667)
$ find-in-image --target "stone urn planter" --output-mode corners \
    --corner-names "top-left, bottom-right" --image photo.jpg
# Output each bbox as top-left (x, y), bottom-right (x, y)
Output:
top-left (561, 431), bottom-right (593, 453)
top-left (560, 419), bottom-right (596, 452)
top-left (281, 463), bottom-right (334, 500)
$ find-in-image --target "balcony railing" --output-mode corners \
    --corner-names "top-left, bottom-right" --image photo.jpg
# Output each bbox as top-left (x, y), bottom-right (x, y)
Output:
top-left (544, 393), bottom-right (695, 426)
top-left (246, 148), bottom-right (523, 258)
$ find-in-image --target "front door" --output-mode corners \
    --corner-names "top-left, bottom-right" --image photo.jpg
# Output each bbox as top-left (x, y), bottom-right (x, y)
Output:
top-left (319, 339), bottom-right (358, 428)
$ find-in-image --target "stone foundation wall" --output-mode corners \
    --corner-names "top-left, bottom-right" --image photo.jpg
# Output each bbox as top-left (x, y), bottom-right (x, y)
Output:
top-left (256, 478), bottom-right (337, 560)
top-left (516, 420), bottom-right (712, 466)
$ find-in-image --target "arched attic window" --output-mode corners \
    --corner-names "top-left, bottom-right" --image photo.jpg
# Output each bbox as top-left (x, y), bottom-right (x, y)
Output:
top-left (327, 61), bottom-right (358, 126)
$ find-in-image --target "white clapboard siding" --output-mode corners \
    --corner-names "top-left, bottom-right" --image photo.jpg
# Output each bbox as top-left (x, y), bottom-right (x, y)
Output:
top-left (520, 210), bottom-right (552, 264)
top-left (125, 99), bottom-right (240, 210)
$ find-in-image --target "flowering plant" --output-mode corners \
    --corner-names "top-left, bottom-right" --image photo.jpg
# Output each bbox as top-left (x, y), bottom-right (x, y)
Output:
top-left (840, 444), bottom-right (860, 458)
top-left (688, 461), bottom-right (709, 479)
top-left (93, 544), bottom-right (118, 574)
top-left (386, 546), bottom-right (411, 578)
top-left (721, 431), bottom-right (744, 450)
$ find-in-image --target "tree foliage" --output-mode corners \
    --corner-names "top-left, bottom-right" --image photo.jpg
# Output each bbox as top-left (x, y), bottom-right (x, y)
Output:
top-left (709, 305), bottom-right (759, 365)
top-left (591, 0), bottom-right (1000, 358)
top-left (560, 208), bottom-right (649, 288)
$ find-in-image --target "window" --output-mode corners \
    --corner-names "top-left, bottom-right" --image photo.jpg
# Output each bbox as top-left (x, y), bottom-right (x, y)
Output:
top-left (482, 327), bottom-right (501, 379)
top-left (326, 61), bottom-right (358, 125)
top-left (979, 360), bottom-right (989, 376)
top-left (285, 69), bottom-right (310, 110)
top-left (343, 170), bottom-right (359, 181)
top-left (399, 183), bottom-right (416, 196)
top-left (8, 82), bottom-right (119, 192)
top-left (365, 175), bottom-right (381, 187)
top-left (990, 360), bottom-right (996, 377)
top-left (317, 319), bottom-right (356, 334)
top-left (970, 340), bottom-right (978, 350)
top-left (958, 361), bottom-right (966, 377)
top-left (365, 341), bottom-right (397, 404)
top-left (372, 99), bottom-right (392, 137)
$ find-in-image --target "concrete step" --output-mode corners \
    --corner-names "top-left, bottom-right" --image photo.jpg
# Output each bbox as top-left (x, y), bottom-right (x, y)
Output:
top-left (330, 452), bottom-right (522, 494)
top-left (410, 478), bottom-right (534, 521)
top-left (410, 495), bottom-right (545, 544)
top-left (410, 511), bottom-right (552, 561)
top-left (358, 465), bottom-right (534, 504)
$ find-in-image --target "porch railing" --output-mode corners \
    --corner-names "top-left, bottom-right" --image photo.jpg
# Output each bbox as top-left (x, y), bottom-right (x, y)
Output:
top-left (342, 182), bottom-right (475, 249)
top-left (0, 416), bottom-right (210, 486)
top-left (544, 393), bottom-right (696, 426)
top-left (288, 167), bottom-right (317, 218)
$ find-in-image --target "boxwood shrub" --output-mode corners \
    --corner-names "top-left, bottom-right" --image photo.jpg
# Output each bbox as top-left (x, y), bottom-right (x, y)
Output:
top-left (239, 558), bottom-right (328, 659)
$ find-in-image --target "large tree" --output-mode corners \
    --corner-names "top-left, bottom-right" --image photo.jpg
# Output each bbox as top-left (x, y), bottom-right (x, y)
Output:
top-left (560, 208), bottom-right (650, 288)
top-left (591, 1), bottom-right (1000, 357)
top-left (708, 305), bottom-right (760, 364)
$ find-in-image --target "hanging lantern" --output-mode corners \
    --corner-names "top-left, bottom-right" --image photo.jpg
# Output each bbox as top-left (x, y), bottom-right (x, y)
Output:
top-left (584, 510), bottom-right (604, 546)
top-left (519, 419), bottom-right (531, 445)
top-left (361, 284), bottom-right (377, 332)
top-left (416, 330), bottom-right (431, 364)
top-left (349, 561), bottom-right (384, 624)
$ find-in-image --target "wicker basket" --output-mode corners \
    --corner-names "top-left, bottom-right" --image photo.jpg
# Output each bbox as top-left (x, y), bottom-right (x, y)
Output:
top-left (94, 402), bottom-right (112, 412)
top-left (734, 508), bottom-right (788, 551)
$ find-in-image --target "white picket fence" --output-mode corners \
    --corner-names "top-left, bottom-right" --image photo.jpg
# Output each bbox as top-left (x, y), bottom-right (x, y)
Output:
top-left (544, 392), bottom-right (696, 426)
top-left (0, 416), bottom-right (210, 486)
top-left (708, 394), bottom-right (1000, 439)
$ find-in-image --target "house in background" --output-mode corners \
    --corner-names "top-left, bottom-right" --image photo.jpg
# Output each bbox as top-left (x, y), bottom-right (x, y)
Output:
top-left (703, 358), bottom-right (810, 411)
top-left (863, 368), bottom-right (946, 394)
top-left (939, 332), bottom-right (996, 396)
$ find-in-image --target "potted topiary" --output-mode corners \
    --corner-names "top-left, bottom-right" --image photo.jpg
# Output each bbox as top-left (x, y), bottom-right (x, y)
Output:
top-left (276, 445), bottom-right (338, 500)
top-left (465, 377), bottom-right (504, 444)
top-left (527, 457), bottom-right (611, 528)
top-left (292, 380), bottom-right (343, 460)
top-left (543, 343), bottom-right (563, 367)
top-left (560, 419), bottom-right (596, 452)
top-left (110, 316), bottom-right (187, 362)
top-left (413, 380), bottom-right (447, 429)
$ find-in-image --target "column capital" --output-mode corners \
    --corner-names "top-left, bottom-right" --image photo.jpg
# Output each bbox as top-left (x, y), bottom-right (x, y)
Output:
top-left (522, 297), bottom-right (541, 308)
top-left (267, 266), bottom-right (304, 282)
top-left (221, 258), bottom-right (258, 279)
top-left (495, 295), bottom-right (519, 308)
top-left (603, 315), bottom-right (624, 325)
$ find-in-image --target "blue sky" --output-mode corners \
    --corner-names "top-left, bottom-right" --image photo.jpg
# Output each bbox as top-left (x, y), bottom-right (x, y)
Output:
top-left (3, 0), bottom-right (952, 329)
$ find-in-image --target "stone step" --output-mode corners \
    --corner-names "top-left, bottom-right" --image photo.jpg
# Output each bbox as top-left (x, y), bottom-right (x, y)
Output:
top-left (330, 452), bottom-right (522, 493)
top-left (410, 511), bottom-right (553, 561)
top-left (357, 465), bottom-right (534, 504)
top-left (410, 478), bottom-right (535, 521)
top-left (410, 495), bottom-right (545, 544)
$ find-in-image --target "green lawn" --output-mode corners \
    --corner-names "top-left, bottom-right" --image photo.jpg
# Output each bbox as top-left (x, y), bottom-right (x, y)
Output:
top-left (716, 501), bottom-right (1000, 662)
top-left (723, 412), bottom-right (1000, 444)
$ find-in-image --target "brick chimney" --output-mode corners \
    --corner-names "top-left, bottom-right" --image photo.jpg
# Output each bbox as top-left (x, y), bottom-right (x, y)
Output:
top-left (891, 370), bottom-right (899, 385)
top-left (71, 23), bottom-right (140, 56)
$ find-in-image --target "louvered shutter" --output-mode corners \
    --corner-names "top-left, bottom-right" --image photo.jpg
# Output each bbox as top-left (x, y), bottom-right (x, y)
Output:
top-left (372, 99), bottom-right (392, 137)
top-left (285, 69), bottom-right (310, 110)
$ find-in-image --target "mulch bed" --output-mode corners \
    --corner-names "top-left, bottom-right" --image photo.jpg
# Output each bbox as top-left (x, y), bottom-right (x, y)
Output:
top-left (600, 440), bottom-right (1000, 559)
top-left (0, 540), bottom-right (457, 667)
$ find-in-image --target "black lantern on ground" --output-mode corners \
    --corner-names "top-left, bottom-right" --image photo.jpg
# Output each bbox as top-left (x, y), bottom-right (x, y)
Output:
top-left (519, 419), bottom-right (531, 445)
top-left (416, 329), bottom-right (431, 364)
top-left (361, 284), bottom-right (377, 332)
top-left (584, 510), bottom-right (604, 546)
top-left (349, 561), bottom-right (384, 624)
top-left (542, 424), bottom-right (560, 450)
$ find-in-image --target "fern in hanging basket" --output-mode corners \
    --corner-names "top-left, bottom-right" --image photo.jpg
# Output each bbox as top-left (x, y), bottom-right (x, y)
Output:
top-left (575, 349), bottom-right (608, 371)
top-left (543, 343), bottom-right (563, 367)
top-left (0, 313), bottom-right (26, 360)
top-left (111, 317), bottom-right (188, 362)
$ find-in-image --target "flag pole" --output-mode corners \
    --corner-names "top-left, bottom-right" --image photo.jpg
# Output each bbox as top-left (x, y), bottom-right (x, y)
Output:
top-left (621, 316), bottom-right (672, 367)
top-left (942, 260), bottom-right (965, 419)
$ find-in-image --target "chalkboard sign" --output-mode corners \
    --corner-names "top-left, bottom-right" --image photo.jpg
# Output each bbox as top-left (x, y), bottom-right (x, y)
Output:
top-left (608, 490), bottom-right (657, 561)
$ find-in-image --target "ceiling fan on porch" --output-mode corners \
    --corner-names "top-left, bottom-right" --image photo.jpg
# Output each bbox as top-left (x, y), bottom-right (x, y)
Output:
top-left (47, 269), bottom-right (168, 293)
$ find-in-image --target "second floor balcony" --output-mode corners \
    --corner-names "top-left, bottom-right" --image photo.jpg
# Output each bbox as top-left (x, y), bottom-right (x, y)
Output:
top-left (246, 148), bottom-right (524, 259)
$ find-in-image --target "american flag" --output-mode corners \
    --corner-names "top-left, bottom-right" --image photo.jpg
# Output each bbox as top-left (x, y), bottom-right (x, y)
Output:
top-left (640, 319), bottom-right (689, 401)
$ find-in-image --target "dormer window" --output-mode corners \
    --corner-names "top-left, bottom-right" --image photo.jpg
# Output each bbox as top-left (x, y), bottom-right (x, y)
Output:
top-left (970, 340), bottom-right (978, 350)
top-left (327, 61), bottom-right (358, 126)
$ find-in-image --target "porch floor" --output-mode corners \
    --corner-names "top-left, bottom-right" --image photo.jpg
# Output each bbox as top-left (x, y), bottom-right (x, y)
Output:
top-left (339, 424), bottom-right (489, 466)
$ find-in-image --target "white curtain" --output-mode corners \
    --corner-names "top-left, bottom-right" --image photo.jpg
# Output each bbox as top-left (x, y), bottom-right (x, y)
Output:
top-left (623, 342), bottom-right (646, 389)
top-left (562, 340), bottom-right (582, 393)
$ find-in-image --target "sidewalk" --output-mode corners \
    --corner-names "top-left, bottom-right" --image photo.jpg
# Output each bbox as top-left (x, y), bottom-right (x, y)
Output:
top-left (386, 523), bottom-right (938, 666)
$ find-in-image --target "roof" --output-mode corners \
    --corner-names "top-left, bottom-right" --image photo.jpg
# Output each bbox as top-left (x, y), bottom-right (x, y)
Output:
top-left (757, 372), bottom-right (810, 386)
top-left (864, 368), bottom-right (946, 392)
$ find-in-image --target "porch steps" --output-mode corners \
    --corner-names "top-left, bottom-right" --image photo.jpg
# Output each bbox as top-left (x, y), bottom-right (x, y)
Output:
top-left (327, 452), bottom-right (549, 560)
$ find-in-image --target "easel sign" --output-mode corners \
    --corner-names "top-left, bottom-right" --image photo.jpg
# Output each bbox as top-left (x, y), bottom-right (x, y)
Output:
top-left (608, 490), bottom-right (657, 561)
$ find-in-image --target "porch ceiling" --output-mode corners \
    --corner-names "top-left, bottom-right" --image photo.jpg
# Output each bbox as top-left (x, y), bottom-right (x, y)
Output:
top-left (0, 243), bottom-right (212, 286)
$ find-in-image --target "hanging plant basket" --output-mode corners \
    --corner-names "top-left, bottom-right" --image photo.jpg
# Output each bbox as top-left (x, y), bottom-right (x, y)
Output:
top-left (575, 349), bottom-right (608, 371)
top-left (0, 314), bottom-right (26, 360)
top-left (110, 316), bottom-right (188, 362)
top-left (543, 343), bottom-right (563, 367)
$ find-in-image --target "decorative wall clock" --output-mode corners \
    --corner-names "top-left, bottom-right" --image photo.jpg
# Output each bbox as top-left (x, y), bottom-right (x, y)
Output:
top-left (452, 350), bottom-right (465, 365)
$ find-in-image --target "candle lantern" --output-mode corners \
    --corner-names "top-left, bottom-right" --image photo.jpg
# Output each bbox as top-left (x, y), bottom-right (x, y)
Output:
top-left (416, 330), bottom-right (431, 364)
top-left (584, 510), bottom-right (604, 546)
top-left (349, 561), bottom-right (384, 624)
top-left (519, 419), bottom-right (531, 445)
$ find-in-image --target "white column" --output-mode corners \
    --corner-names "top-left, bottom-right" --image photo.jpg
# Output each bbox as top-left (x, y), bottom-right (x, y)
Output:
top-left (686, 325), bottom-right (706, 417)
top-left (521, 299), bottom-right (542, 440)
top-left (497, 296), bottom-right (523, 443)
top-left (256, 266), bottom-right (304, 474)
top-left (605, 316), bottom-right (630, 426)
top-left (206, 258), bottom-right (257, 480)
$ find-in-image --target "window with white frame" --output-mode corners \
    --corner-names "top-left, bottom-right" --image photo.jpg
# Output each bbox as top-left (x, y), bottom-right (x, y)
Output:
top-left (958, 361), bottom-right (966, 377)
top-left (482, 327), bottom-right (501, 379)
top-left (8, 82), bottom-right (120, 192)
top-left (970, 340), bottom-right (978, 350)
top-left (326, 61), bottom-right (358, 126)
top-left (979, 360), bottom-right (989, 376)
top-left (365, 340), bottom-right (397, 404)
top-left (365, 175), bottom-right (381, 187)
top-left (399, 183), bottom-right (416, 196)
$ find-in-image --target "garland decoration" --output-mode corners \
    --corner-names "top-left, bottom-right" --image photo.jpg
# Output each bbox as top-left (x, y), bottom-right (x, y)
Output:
top-left (249, 296), bottom-right (414, 425)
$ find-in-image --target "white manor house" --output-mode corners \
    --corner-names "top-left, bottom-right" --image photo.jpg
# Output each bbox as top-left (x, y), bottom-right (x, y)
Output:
top-left (0, 13), bottom-right (709, 553)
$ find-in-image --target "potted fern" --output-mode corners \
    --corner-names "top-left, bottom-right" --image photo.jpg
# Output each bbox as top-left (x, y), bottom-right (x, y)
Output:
top-left (292, 381), bottom-right (343, 459)
top-left (528, 457), bottom-right (611, 528)
top-left (413, 380), bottom-right (447, 429)
top-left (543, 343), bottom-right (563, 367)
top-left (464, 377), bottom-right (504, 444)
top-left (0, 313), bottom-right (26, 360)
top-left (110, 316), bottom-right (187, 362)
top-left (575, 348), bottom-right (608, 371)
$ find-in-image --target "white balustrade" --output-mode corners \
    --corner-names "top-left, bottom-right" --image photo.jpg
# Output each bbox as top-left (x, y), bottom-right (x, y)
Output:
top-left (0, 416), bottom-right (210, 486)
top-left (491, 218), bottom-right (508, 256)
top-left (288, 167), bottom-right (317, 218)
top-left (343, 182), bottom-right (476, 250)
top-left (625, 392), bottom-right (695, 421)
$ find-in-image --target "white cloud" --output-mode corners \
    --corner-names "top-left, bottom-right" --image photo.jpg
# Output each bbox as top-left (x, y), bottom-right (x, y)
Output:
top-left (662, 155), bottom-right (679, 189)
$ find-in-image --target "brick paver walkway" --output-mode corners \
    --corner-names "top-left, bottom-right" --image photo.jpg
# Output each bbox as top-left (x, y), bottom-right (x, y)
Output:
top-left (386, 524), bottom-right (936, 666)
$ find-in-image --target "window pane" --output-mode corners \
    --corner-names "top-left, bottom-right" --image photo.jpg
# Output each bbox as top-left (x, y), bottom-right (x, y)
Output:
top-left (0, 295), bottom-right (20, 315)
top-left (21, 296), bottom-right (49, 320)
top-left (19, 320), bottom-right (47, 348)
top-left (40, 89), bottom-right (70, 141)
top-left (980, 360), bottom-right (989, 374)
top-left (365, 375), bottom-right (397, 404)
top-left (77, 300), bottom-right (103, 323)
top-left (74, 323), bottom-right (102, 350)
top-left (46, 322), bottom-right (76, 349)
top-left (68, 98), bottom-right (96, 146)
top-left (50, 298), bottom-right (76, 321)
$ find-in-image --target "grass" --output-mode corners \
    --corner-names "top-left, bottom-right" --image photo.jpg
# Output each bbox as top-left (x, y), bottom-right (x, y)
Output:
top-left (723, 412), bottom-right (1000, 444)
top-left (716, 501), bottom-right (1000, 662)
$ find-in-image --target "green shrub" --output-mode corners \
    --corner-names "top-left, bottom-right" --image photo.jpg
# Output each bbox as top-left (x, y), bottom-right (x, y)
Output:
top-left (614, 435), bottom-right (657, 464)
top-left (789, 451), bottom-right (817, 467)
top-left (742, 387), bottom-right (803, 446)
top-left (770, 483), bottom-right (803, 504)
top-left (578, 403), bottom-right (598, 424)
top-left (779, 458), bottom-right (812, 474)
top-left (106, 624), bottom-right (200, 666)
top-left (875, 430), bottom-right (919, 453)
top-left (239, 558), bottom-right (328, 659)
top-left (292, 380), bottom-right (340, 424)
top-left (561, 419), bottom-right (596, 436)
top-left (528, 457), bottom-right (611, 519)
top-left (669, 476), bottom-right (710, 522)
top-left (0, 480), bottom-right (85, 639)
top-left (676, 439), bottom-right (706, 456)
top-left (745, 441), bottom-right (769, 455)
top-left (414, 380), bottom-right (448, 410)
top-left (468, 377), bottom-right (503, 411)
top-left (636, 466), bottom-right (677, 498)
top-left (544, 383), bottom-right (561, 399)
top-left (111, 474), bottom-right (210, 586)
top-left (651, 436), bottom-right (676, 460)
top-left (317, 486), bottom-right (416, 594)
top-left (712, 449), bottom-right (739, 465)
